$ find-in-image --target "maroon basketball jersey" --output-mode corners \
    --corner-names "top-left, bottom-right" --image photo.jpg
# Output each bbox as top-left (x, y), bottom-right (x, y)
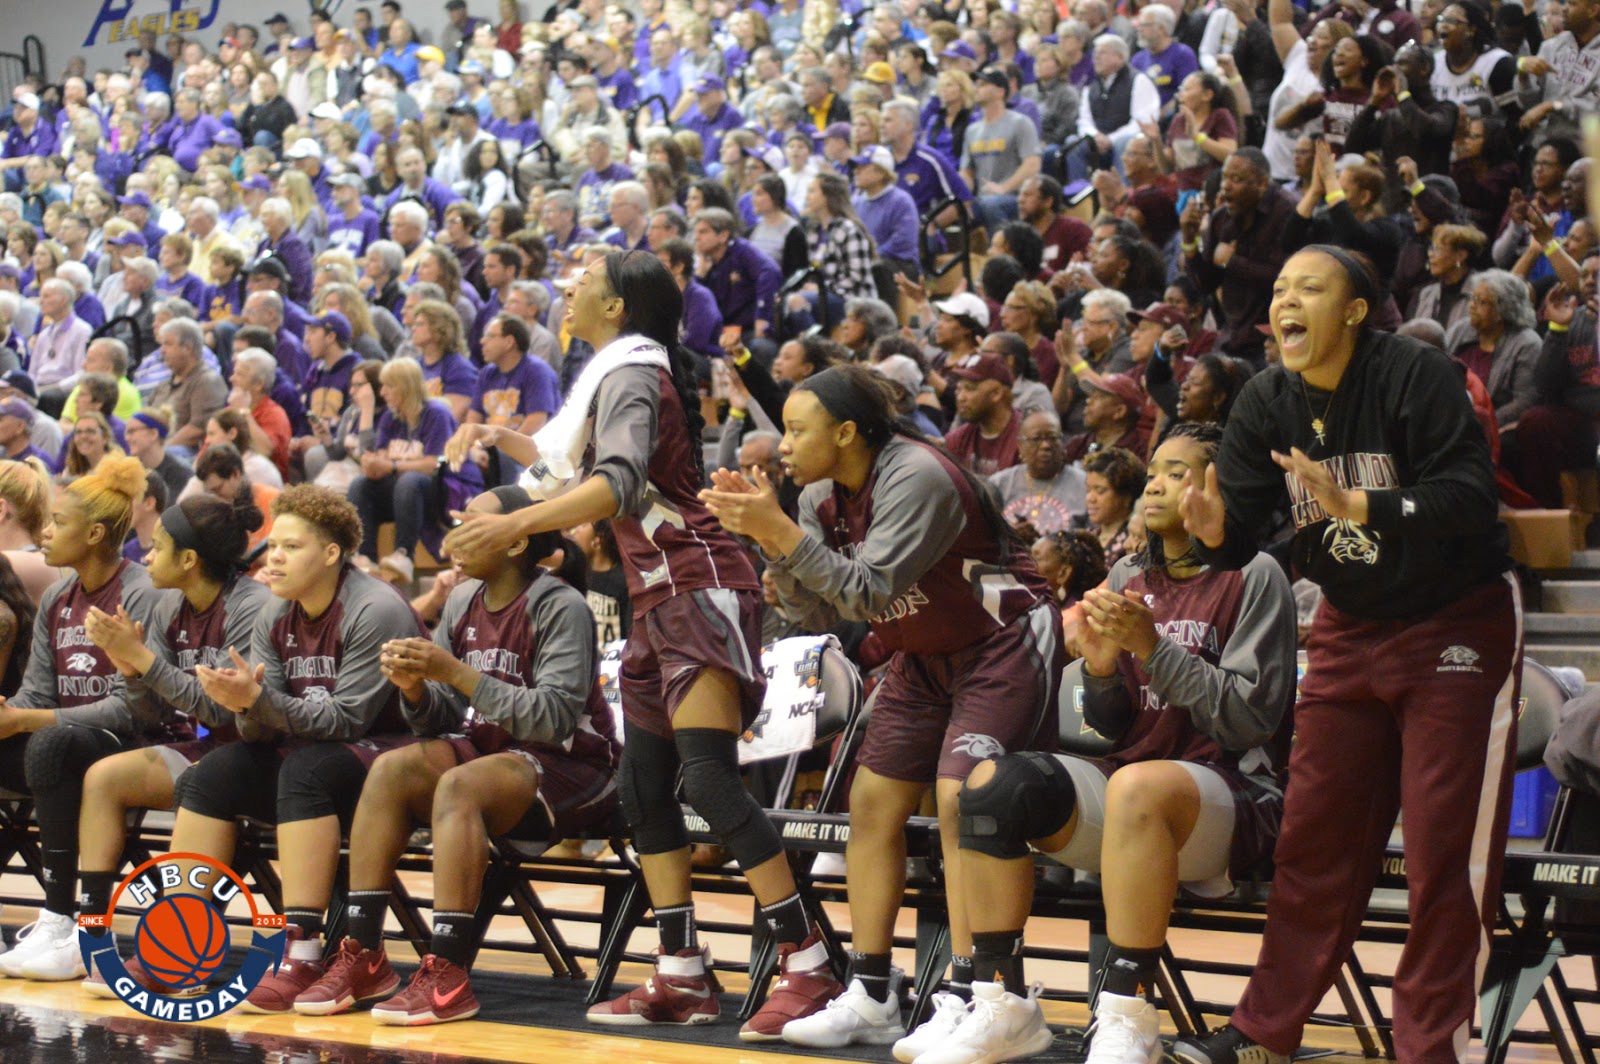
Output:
top-left (269, 567), bottom-right (408, 733)
top-left (816, 439), bottom-right (1052, 655)
top-left (1103, 566), bottom-right (1287, 775)
top-left (165, 576), bottom-right (244, 740)
top-left (448, 579), bottom-right (619, 767)
top-left (47, 561), bottom-right (138, 707)
top-left (601, 367), bottom-right (759, 614)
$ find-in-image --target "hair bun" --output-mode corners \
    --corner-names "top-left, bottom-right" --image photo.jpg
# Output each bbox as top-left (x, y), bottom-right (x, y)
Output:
top-left (99, 454), bottom-right (150, 503)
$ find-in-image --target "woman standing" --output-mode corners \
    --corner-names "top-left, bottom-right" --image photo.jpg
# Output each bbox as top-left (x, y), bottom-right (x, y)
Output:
top-left (0, 456), bottom-right (163, 981)
top-left (1174, 246), bottom-right (1519, 1064)
top-left (444, 251), bottom-right (836, 1041)
top-left (700, 363), bottom-right (1062, 1052)
top-left (77, 495), bottom-right (271, 995)
top-left (1156, 72), bottom-right (1238, 194)
top-left (788, 172), bottom-right (877, 334)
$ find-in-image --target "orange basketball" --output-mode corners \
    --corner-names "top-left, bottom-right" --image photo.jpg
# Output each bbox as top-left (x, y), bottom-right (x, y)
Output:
top-left (133, 895), bottom-right (229, 991)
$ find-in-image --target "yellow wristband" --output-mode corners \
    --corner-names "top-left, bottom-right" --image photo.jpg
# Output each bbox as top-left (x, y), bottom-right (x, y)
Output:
top-left (732, 346), bottom-right (752, 368)
top-left (1547, 238), bottom-right (1564, 256)
top-left (1549, 321), bottom-right (1570, 333)
top-left (1408, 181), bottom-right (1425, 196)
top-left (1518, 56), bottom-right (1530, 73)
top-left (1182, 240), bottom-right (1199, 254)
top-left (1397, 91), bottom-right (1412, 102)
top-left (1195, 131), bottom-right (1209, 144)
top-left (1071, 362), bottom-right (1090, 376)
top-left (729, 406), bottom-right (748, 419)
top-left (1324, 189), bottom-right (1347, 206)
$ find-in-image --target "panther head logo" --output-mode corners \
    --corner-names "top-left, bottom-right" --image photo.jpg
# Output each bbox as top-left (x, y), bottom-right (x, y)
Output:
top-left (951, 733), bottom-right (1006, 760)
top-left (1441, 645), bottom-right (1480, 666)
top-left (66, 652), bottom-right (97, 673)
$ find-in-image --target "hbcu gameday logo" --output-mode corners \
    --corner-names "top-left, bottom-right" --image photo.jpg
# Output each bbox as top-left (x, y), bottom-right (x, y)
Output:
top-left (77, 852), bottom-right (286, 1020)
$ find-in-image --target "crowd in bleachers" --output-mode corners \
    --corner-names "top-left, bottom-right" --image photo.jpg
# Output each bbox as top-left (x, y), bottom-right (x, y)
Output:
top-left (0, 0), bottom-right (1588, 1059)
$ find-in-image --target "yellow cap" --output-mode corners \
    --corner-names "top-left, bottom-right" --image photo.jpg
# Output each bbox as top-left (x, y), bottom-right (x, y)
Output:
top-left (864, 61), bottom-right (896, 84)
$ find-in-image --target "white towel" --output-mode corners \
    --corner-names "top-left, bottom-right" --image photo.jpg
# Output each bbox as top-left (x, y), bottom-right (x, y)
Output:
top-left (519, 334), bottom-right (670, 500)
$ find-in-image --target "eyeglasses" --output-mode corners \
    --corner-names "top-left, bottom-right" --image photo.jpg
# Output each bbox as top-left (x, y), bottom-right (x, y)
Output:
top-left (1083, 317), bottom-right (1115, 327)
top-left (1019, 434), bottom-right (1063, 446)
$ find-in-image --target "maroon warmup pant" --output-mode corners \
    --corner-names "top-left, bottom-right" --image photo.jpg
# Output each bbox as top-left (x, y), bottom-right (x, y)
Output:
top-left (1232, 575), bottom-right (1522, 1064)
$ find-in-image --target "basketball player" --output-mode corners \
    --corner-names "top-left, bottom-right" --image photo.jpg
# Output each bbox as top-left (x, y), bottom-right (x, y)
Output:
top-left (286, 485), bottom-right (617, 1024)
top-left (443, 251), bottom-right (839, 1040)
top-left (0, 456), bottom-right (164, 982)
top-left (166, 485), bottom-right (426, 1013)
top-left (700, 363), bottom-right (1063, 1052)
top-left (1174, 247), bottom-right (1521, 1064)
top-left (77, 495), bottom-right (273, 996)
top-left (938, 424), bottom-right (1297, 1064)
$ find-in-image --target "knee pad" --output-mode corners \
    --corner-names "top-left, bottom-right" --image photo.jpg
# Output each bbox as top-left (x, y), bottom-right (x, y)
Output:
top-left (619, 727), bottom-right (689, 856)
top-left (676, 728), bottom-right (782, 870)
top-left (23, 724), bottom-right (111, 794)
top-left (175, 743), bottom-right (281, 822)
top-left (959, 752), bottom-right (1075, 860)
top-left (277, 743), bottom-right (368, 826)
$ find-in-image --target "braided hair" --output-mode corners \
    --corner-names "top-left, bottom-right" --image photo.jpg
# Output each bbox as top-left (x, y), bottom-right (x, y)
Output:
top-left (1134, 420), bottom-right (1224, 576)
top-left (600, 249), bottom-right (708, 485)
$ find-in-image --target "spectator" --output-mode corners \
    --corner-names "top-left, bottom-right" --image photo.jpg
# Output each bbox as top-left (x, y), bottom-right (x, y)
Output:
top-left (1064, 373), bottom-right (1149, 464)
top-left (945, 351), bottom-right (1022, 475)
top-left (1180, 149), bottom-right (1296, 365)
top-left (999, 280), bottom-right (1064, 388)
top-left (192, 441), bottom-right (277, 551)
top-left (155, 233), bottom-right (207, 308)
top-left (1131, 4), bottom-right (1199, 110)
top-left (0, 397), bottom-right (54, 467)
top-left (1078, 445), bottom-right (1144, 568)
top-left (384, 147), bottom-right (463, 231)
top-left (1030, 527), bottom-right (1109, 609)
top-left (60, 338), bottom-right (140, 427)
top-left (1156, 72), bottom-right (1239, 194)
top-left (677, 75), bottom-right (744, 167)
top-left (241, 291), bottom-right (309, 382)
top-left (960, 69), bottom-right (1041, 232)
top-left (196, 406), bottom-right (284, 490)
top-left (1445, 268), bottom-right (1542, 428)
top-left (850, 146), bottom-right (921, 279)
top-left (149, 318), bottom-right (227, 453)
top-left (305, 358), bottom-right (384, 490)
top-left (1072, 35), bottom-right (1161, 180)
top-left (924, 70), bottom-right (978, 167)
top-left (241, 71), bottom-right (297, 148)
top-left (30, 279), bottom-right (92, 414)
top-left (694, 206), bottom-right (782, 345)
top-left (227, 348), bottom-right (292, 479)
top-left (1175, 351), bottom-right (1250, 427)
top-left (1347, 45), bottom-right (1459, 206)
top-left (655, 237), bottom-right (723, 364)
top-left (0, 93), bottom-right (55, 193)
top-left (746, 174), bottom-right (809, 278)
top-left (158, 87), bottom-right (223, 172)
top-left (541, 190), bottom-right (597, 275)
top-left (409, 298), bottom-right (477, 422)
top-left (1018, 176), bottom-right (1093, 277)
top-left (1286, 147), bottom-right (1406, 296)
top-left (256, 197), bottom-right (315, 307)
top-left (601, 182), bottom-right (651, 252)
top-left (991, 409), bottom-right (1087, 536)
top-left (574, 128), bottom-right (634, 229)
top-left (326, 174), bottom-right (382, 258)
top-left (351, 356), bottom-right (482, 585)
top-left (1409, 223), bottom-right (1486, 330)
top-left (124, 408), bottom-right (191, 504)
top-left (59, 410), bottom-right (122, 483)
top-left (1515, 0), bottom-right (1600, 142)
top-left (835, 298), bottom-right (900, 361)
top-left (1515, 280), bottom-right (1600, 507)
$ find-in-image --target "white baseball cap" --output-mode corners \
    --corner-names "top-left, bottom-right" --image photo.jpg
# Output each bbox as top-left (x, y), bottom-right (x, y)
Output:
top-left (284, 138), bottom-right (323, 160)
top-left (13, 93), bottom-right (39, 113)
top-left (310, 101), bottom-right (344, 121)
top-left (932, 292), bottom-right (990, 329)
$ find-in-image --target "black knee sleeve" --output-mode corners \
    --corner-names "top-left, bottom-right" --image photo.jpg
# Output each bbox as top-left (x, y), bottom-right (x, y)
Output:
top-left (676, 728), bottom-right (782, 870)
top-left (619, 727), bottom-right (688, 855)
top-left (959, 752), bottom-right (1075, 859)
top-left (175, 742), bottom-right (282, 822)
top-left (24, 724), bottom-right (125, 850)
top-left (277, 743), bottom-right (368, 825)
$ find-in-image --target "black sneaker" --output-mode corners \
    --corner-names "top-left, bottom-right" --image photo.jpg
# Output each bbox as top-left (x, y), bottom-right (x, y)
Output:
top-left (1172, 1026), bottom-right (1290, 1064)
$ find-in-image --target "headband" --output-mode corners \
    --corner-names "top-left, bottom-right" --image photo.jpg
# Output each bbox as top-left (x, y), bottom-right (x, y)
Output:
top-left (491, 484), bottom-right (534, 513)
top-left (1302, 243), bottom-right (1377, 316)
top-left (160, 502), bottom-right (199, 552)
top-left (131, 411), bottom-right (168, 439)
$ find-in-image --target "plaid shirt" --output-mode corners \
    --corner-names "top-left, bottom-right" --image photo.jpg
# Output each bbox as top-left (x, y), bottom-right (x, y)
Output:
top-left (807, 217), bottom-right (877, 302)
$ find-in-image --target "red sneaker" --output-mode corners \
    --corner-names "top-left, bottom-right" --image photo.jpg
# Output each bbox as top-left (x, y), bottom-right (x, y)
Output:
top-left (739, 934), bottom-right (844, 1042)
top-left (84, 953), bottom-right (207, 999)
top-left (292, 937), bottom-right (401, 1015)
top-left (238, 927), bottom-right (327, 1014)
top-left (586, 946), bottom-right (722, 1027)
top-left (369, 954), bottom-right (480, 1026)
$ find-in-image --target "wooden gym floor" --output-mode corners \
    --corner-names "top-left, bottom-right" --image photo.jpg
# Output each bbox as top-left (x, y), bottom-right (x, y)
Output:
top-left (0, 864), bottom-right (1581, 1064)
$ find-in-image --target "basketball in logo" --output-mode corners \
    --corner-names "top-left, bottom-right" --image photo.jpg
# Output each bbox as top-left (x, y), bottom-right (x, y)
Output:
top-left (133, 895), bottom-right (230, 990)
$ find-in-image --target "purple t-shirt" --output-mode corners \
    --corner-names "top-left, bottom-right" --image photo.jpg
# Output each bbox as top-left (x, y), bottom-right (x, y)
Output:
top-left (471, 354), bottom-right (560, 426)
top-left (377, 400), bottom-right (483, 507)
top-left (305, 352), bottom-right (360, 421)
top-left (422, 351), bottom-right (478, 402)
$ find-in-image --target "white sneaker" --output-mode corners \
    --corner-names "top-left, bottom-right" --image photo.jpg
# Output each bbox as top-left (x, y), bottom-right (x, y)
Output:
top-left (913, 981), bottom-right (1054, 1064)
top-left (1, 911), bottom-right (85, 981)
top-left (1084, 991), bottom-right (1163, 1064)
top-left (782, 973), bottom-right (906, 1048)
top-left (894, 991), bottom-right (970, 1063)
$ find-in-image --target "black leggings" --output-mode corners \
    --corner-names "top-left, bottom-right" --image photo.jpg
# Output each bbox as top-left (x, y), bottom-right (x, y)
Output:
top-left (175, 741), bottom-right (371, 828)
top-left (0, 725), bottom-right (132, 914)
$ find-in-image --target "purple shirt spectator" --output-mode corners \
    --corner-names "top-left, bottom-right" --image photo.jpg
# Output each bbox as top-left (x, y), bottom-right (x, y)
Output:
top-left (1131, 41), bottom-right (1198, 108)
top-left (156, 272), bottom-right (207, 308)
top-left (678, 102), bottom-right (745, 164)
top-left (304, 352), bottom-right (360, 422)
top-left (73, 293), bottom-right (106, 332)
top-left (4, 118), bottom-right (57, 162)
top-left (486, 117), bottom-right (542, 149)
top-left (328, 207), bottom-right (382, 256)
top-left (471, 354), bottom-right (560, 425)
top-left (256, 231), bottom-right (315, 307)
top-left (383, 179), bottom-right (463, 230)
top-left (853, 183), bottom-right (921, 262)
top-left (422, 351), bottom-right (478, 403)
top-left (681, 278), bottom-right (723, 362)
top-left (158, 113), bottom-right (223, 172)
top-left (701, 237), bottom-right (781, 333)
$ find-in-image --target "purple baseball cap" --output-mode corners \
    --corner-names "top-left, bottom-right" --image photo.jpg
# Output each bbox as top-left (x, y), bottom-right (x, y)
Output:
top-left (117, 191), bottom-right (153, 210)
top-left (241, 175), bottom-right (272, 192)
top-left (306, 310), bottom-right (352, 347)
top-left (941, 40), bottom-right (977, 62)
top-left (106, 231), bottom-right (148, 248)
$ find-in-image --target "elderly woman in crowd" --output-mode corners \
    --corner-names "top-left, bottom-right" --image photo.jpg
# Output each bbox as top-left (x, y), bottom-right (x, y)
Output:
top-left (1445, 268), bottom-right (1543, 429)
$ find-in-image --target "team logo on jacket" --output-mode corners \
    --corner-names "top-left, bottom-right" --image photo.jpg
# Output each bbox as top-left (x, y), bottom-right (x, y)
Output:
top-left (1438, 645), bottom-right (1483, 673)
top-left (951, 733), bottom-right (1005, 760)
top-left (78, 853), bottom-right (285, 1021)
top-left (66, 652), bottom-right (97, 673)
top-left (1322, 519), bottom-right (1379, 565)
